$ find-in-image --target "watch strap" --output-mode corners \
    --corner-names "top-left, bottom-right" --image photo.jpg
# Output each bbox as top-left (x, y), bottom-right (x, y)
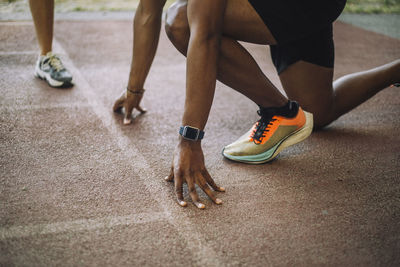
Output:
top-left (179, 126), bottom-right (204, 141)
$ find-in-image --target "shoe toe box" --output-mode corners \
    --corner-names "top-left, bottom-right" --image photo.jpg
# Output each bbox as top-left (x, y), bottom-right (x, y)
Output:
top-left (223, 139), bottom-right (267, 157)
top-left (51, 69), bottom-right (73, 82)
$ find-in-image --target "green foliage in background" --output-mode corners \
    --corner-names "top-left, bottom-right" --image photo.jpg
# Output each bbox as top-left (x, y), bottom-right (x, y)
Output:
top-left (345, 0), bottom-right (400, 13)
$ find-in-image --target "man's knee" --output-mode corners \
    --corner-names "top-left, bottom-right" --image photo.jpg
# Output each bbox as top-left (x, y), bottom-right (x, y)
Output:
top-left (165, 0), bottom-right (190, 54)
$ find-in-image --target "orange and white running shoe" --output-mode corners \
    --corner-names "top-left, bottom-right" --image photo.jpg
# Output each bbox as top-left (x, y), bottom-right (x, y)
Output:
top-left (222, 101), bottom-right (313, 164)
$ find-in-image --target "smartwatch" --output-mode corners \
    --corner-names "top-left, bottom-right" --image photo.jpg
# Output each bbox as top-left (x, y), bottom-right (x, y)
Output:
top-left (179, 126), bottom-right (205, 141)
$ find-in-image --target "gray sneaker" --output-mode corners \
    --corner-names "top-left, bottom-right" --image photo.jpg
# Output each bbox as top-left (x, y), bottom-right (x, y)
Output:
top-left (34, 52), bottom-right (73, 87)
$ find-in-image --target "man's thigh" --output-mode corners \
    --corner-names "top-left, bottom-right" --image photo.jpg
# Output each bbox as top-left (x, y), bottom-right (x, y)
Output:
top-left (140, 0), bottom-right (166, 11)
top-left (167, 0), bottom-right (277, 44)
top-left (223, 0), bottom-right (276, 44)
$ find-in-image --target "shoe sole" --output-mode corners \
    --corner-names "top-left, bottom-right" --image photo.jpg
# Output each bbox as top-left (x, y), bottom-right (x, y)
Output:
top-left (222, 111), bottom-right (314, 164)
top-left (35, 67), bottom-right (72, 88)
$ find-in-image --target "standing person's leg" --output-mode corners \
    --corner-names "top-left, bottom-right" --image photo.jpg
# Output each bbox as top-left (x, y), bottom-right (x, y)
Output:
top-left (29, 0), bottom-right (53, 55)
top-left (113, 0), bottom-right (167, 124)
top-left (166, 0), bottom-right (313, 164)
top-left (29, 0), bottom-right (73, 87)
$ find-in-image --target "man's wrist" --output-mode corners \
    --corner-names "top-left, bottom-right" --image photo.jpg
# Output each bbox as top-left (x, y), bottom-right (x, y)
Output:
top-left (178, 136), bottom-right (201, 146)
top-left (126, 87), bottom-right (145, 95)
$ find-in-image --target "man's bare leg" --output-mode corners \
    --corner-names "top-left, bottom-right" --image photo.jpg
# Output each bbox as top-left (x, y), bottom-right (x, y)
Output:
top-left (113, 0), bottom-right (166, 124)
top-left (166, 0), bottom-right (400, 128)
top-left (332, 60), bottom-right (400, 122)
top-left (279, 60), bottom-right (400, 128)
top-left (166, 0), bottom-right (287, 108)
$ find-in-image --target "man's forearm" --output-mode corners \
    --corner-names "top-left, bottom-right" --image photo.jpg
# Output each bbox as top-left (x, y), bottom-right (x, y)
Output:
top-left (182, 32), bottom-right (219, 129)
top-left (168, 0), bottom-right (227, 208)
top-left (128, 0), bottom-right (164, 90)
top-left (182, 0), bottom-right (227, 131)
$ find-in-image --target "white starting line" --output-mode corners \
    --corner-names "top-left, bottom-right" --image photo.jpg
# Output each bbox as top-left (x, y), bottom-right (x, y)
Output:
top-left (0, 212), bottom-right (166, 240)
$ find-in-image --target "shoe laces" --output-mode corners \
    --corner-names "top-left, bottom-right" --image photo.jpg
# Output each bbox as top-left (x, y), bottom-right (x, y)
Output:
top-left (250, 110), bottom-right (277, 145)
top-left (46, 54), bottom-right (65, 72)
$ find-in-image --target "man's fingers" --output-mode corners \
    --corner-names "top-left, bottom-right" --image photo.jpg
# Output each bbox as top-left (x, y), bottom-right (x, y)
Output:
top-left (123, 102), bottom-right (134, 125)
top-left (114, 90), bottom-right (147, 124)
top-left (165, 167), bottom-right (174, 182)
top-left (113, 97), bottom-right (124, 113)
top-left (186, 177), bottom-right (205, 209)
top-left (195, 174), bottom-right (222, 205)
top-left (136, 105), bottom-right (147, 114)
top-left (202, 169), bottom-right (225, 192)
top-left (174, 173), bottom-right (187, 207)
top-left (123, 118), bottom-right (132, 125)
top-left (133, 94), bottom-right (146, 114)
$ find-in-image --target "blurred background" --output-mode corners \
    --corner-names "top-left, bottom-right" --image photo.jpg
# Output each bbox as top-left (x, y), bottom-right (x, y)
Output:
top-left (0, 0), bottom-right (399, 13)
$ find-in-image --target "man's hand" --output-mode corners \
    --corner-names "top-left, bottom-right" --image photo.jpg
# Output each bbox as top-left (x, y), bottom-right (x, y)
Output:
top-left (165, 139), bottom-right (225, 209)
top-left (113, 89), bottom-right (146, 125)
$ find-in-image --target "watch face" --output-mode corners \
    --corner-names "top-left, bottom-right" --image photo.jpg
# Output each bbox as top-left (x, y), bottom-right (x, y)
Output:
top-left (184, 127), bottom-right (199, 140)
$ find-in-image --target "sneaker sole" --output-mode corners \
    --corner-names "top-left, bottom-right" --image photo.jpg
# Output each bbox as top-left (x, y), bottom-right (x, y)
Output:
top-left (222, 111), bottom-right (314, 164)
top-left (34, 67), bottom-right (72, 88)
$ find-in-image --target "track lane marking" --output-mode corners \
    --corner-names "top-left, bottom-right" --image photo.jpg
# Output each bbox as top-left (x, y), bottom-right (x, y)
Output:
top-left (0, 212), bottom-right (166, 240)
top-left (0, 51), bottom-right (38, 55)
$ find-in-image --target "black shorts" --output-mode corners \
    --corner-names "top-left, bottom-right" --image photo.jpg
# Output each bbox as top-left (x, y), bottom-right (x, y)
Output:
top-left (248, 0), bottom-right (346, 74)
